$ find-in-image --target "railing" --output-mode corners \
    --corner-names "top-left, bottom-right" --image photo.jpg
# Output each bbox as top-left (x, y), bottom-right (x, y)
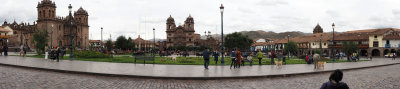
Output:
top-left (385, 44), bottom-right (391, 48)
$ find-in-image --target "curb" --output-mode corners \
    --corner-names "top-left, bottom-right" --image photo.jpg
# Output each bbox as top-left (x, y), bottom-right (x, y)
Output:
top-left (0, 61), bottom-right (399, 80)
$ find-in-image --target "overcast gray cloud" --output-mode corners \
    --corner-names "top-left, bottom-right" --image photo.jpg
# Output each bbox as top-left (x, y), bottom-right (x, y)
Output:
top-left (1, 0), bottom-right (400, 40)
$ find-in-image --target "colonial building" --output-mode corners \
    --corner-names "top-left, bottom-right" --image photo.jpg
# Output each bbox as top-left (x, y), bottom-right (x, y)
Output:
top-left (251, 25), bottom-right (400, 57)
top-left (133, 35), bottom-right (154, 52)
top-left (1, 0), bottom-right (90, 50)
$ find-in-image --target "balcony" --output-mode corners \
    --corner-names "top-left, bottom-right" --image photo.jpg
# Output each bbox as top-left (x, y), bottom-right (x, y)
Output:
top-left (385, 44), bottom-right (391, 48)
top-left (328, 44), bottom-right (369, 48)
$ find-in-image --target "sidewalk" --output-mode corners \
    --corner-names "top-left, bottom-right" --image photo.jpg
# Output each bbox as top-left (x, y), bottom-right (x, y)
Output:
top-left (0, 56), bottom-right (399, 79)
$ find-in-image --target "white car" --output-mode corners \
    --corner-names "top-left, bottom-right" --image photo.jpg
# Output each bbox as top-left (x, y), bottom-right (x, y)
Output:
top-left (384, 53), bottom-right (395, 58)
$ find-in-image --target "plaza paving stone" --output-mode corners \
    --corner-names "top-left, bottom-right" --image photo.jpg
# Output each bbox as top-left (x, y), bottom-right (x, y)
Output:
top-left (0, 55), bottom-right (399, 79)
top-left (0, 61), bottom-right (399, 88)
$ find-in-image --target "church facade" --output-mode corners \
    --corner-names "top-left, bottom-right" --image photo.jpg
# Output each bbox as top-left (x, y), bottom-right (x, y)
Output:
top-left (1, 0), bottom-right (90, 50)
top-left (165, 15), bottom-right (200, 47)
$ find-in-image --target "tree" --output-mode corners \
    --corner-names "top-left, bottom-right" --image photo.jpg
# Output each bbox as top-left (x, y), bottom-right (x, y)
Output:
top-left (115, 36), bottom-right (127, 50)
top-left (127, 37), bottom-right (135, 51)
top-left (31, 29), bottom-right (49, 55)
top-left (224, 32), bottom-right (253, 50)
top-left (342, 41), bottom-right (357, 59)
top-left (284, 41), bottom-right (298, 55)
top-left (105, 39), bottom-right (113, 51)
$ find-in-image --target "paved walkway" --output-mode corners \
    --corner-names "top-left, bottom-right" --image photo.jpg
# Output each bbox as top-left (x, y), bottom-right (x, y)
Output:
top-left (0, 56), bottom-right (399, 79)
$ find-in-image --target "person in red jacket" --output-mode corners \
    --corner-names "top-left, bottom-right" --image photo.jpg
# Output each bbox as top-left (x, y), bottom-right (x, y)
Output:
top-left (236, 49), bottom-right (242, 68)
top-left (270, 50), bottom-right (275, 65)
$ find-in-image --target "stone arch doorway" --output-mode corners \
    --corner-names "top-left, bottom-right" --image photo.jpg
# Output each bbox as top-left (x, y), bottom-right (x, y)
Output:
top-left (397, 49), bottom-right (400, 55)
top-left (390, 49), bottom-right (396, 53)
top-left (384, 49), bottom-right (390, 55)
top-left (372, 49), bottom-right (380, 56)
top-left (360, 49), bottom-right (367, 56)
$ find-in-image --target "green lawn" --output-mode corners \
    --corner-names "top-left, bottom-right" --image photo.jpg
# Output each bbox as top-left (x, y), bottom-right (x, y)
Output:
top-left (21, 55), bottom-right (367, 65)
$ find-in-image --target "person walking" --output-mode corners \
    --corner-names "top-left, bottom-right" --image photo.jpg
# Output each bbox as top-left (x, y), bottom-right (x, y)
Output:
top-left (45, 45), bottom-right (49, 59)
top-left (313, 53), bottom-right (320, 69)
top-left (320, 69), bottom-right (349, 89)
top-left (56, 47), bottom-right (60, 62)
top-left (19, 45), bottom-right (24, 56)
top-left (247, 54), bottom-right (253, 66)
top-left (305, 54), bottom-right (309, 64)
top-left (60, 47), bottom-right (65, 59)
top-left (3, 44), bottom-right (7, 56)
top-left (0, 46), bottom-right (3, 56)
top-left (270, 50), bottom-right (275, 65)
top-left (236, 49), bottom-right (242, 68)
top-left (23, 45), bottom-right (27, 57)
top-left (213, 50), bottom-right (219, 65)
top-left (393, 53), bottom-right (396, 60)
top-left (230, 49), bottom-right (237, 69)
top-left (202, 48), bottom-right (211, 69)
top-left (257, 50), bottom-right (263, 65)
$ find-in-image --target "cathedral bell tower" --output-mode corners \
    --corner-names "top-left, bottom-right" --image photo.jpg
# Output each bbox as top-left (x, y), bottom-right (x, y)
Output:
top-left (184, 14), bottom-right (194, 31)
top-left (313, 24), bottom-right (323, 34)
top-left (74, 7), bottom-right (89, 25)
top-left (166, 15), bottom-right (176, 30)
top-left (37, 0), bottom-right (56, 21)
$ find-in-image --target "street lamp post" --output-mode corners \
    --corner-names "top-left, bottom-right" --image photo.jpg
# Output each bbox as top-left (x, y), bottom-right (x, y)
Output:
top-left (101, 27), bottom-right (103, 48)
top-left (358, 34), bottom-right (360, 61)
top-left (51, 24), bottom-right (54, 48)
top-left (220, 4), bottom-right (225, 65)
top-left (68, 4), bottom-right (74, 60)
top-left (85, 34), bottom-right (87, 50)
top-left (320, 35), bottom-right (322, 53)
top-left (287, 35), bottom-right (290, 61)
top-left (153, 28), bottom-right (155, 56)
top-left (332, 23), bottom-right (335, 62)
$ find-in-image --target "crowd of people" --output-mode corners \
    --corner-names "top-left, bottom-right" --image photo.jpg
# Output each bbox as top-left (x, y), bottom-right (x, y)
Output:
top-left (44, 45), bottom-right (66, 62)
top-left (201, 49), bottom-right (293, 69)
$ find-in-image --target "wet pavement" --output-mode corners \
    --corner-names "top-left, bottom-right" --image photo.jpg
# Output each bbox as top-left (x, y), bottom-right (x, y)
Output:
top-left (0, 55), bottom-right (399, 78)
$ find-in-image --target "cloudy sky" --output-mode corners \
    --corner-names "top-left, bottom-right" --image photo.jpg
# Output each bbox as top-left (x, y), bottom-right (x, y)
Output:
top-left (1, 0), bottom-right (400, 40)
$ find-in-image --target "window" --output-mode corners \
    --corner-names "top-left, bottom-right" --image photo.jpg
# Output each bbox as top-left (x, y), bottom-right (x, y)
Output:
top-left (386, 40), bottom-right (390, 44)
top-left (49, 10), bottom-right (51, 17)
top-left (169, 39), bottom-right (171, 42)
top-left (39, 11), bottom-right (41, 18)
top-left (43, 10), bottom-right (46, 17)
top-left (189, 39), bottom-right (192, 41)
top-left (324, 43), bottom-right (326, 46)
top-left (362, 41), bottom-right (368, 44)
top-left (374, 35), bottom-right (377, 38)
top-left (168, 25), bottom-right (171, 29)
top-left (373, 41), bottom-right (379, 47)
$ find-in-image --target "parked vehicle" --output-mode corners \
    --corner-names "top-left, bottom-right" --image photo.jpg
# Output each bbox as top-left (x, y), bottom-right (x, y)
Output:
top-left (385, 53), bottom-right (395, 58)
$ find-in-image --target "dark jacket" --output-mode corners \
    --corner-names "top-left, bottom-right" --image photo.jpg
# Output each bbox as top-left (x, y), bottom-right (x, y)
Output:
top-left (213, 52), bottom-right (219, 60)
top-left (320, 81), bottom-right (349, 89)
top-left (203, 50), bottom-right (210, 60)
top-left (230, 51), bottom-right (237, 58)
